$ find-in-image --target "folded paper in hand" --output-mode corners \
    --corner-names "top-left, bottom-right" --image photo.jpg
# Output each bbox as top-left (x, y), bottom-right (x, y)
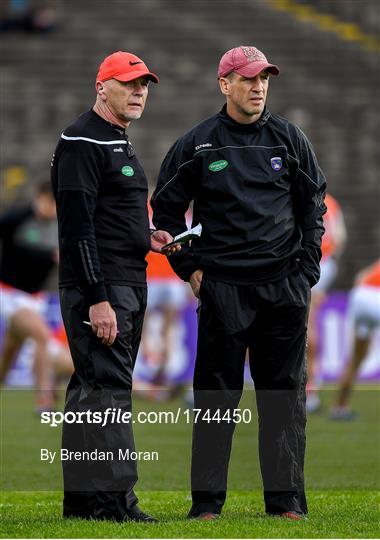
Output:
top-left (163, 223), bottom-right (202, 248)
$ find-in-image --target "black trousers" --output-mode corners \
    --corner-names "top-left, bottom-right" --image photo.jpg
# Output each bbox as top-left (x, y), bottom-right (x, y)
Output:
top-left (189, 271), bottom-right (310, 516)
top-left (59, 285), bottom-right (146, 520)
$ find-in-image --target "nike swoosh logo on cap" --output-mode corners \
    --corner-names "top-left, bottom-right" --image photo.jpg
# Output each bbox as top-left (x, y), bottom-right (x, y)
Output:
top-left (129, 61), bottom-right (143, 65)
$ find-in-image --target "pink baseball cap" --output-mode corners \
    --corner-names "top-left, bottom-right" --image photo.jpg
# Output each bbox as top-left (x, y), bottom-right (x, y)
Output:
top-left (218, 46), bottom-right (280, 78)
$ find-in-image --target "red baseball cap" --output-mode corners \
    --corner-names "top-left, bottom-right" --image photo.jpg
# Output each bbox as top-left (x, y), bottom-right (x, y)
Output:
top-left (218, 46), bottom-right (280, 78)
top-left (96, 51), bottom-right (159, 84)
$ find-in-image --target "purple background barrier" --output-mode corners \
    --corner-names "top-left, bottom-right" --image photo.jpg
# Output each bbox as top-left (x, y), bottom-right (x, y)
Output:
top-left (1, 291), bottom-right (379, 387)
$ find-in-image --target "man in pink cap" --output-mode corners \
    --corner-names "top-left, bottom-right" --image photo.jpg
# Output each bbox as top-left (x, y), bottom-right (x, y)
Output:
top-left (52, 51), bottom-right (178, 522)
top-left (152, 46), bottom-right (326, 520)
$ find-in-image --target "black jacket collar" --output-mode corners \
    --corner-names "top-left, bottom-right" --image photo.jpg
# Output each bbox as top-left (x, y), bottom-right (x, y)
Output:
top-left (90, 109), bottom-right (128, 138)
top-left (218, 104), bottom-right (271, 132)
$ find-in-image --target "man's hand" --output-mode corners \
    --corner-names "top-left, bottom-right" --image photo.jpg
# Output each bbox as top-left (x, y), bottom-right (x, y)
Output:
top-left (89, 301), bottom-right (118, 346)
top-left (150, 230), bottom-right (181, 256)
top-left (189, 269), bottom-right (203, 298)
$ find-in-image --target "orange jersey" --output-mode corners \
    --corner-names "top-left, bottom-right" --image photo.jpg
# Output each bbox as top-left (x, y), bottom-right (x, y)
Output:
top-left (146, 251), bottom-right (179, 280)
top-left (356, 260), bottom-right (380, 288)
top-left (321, 194), bottom-right (346, 260)
top-left (146, 202), bottom-right (182, 281)
top-left (52, 324), bottom-right (69, 346)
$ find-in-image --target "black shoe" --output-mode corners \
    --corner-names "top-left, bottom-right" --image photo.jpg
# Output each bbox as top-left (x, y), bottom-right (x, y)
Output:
top-left (63, 492), bottom-right (92, 520)
top-left (123, 505), bottom-right (158, 523)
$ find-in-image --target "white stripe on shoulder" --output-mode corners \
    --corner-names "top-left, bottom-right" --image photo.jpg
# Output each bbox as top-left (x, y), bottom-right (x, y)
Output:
top-left (61, 134), bottom-right (128, 145)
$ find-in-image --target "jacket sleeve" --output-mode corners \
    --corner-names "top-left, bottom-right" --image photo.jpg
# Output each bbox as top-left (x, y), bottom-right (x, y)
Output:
top-left (56, 140), bottom-right (108, 305)
top-left (151, 136), bottom-right (201, 281)
top-left (291, 126), bottom-right (327, 287)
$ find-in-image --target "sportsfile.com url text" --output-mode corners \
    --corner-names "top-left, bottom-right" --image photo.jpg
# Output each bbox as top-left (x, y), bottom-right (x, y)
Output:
top-left (41, 408), bottom-right (252, 427)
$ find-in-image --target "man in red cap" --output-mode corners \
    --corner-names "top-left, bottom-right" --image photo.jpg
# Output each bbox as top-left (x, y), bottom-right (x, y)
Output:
top-left (152, 45), bottom-right (326, 520)
top-left (51, 51), bottom-right (178, 522)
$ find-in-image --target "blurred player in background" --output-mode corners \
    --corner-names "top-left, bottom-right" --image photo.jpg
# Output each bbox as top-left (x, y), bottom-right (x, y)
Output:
top-left (306, 193), bottom-right (346, 412)
top-left (137, 204), bottom-right (189, 401)
top-left (141, 248), bottom-right (188, 400)
top-left (0, 181), bottom-right (73, 411)
top-left (330, 259), bottom-right (380, 420)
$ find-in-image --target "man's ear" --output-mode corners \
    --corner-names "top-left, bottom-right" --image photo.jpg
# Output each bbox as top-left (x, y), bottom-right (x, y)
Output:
top-left (219, 77), bottom-right (230, 96)
top-left (96, 81), bottom-right (106, 99)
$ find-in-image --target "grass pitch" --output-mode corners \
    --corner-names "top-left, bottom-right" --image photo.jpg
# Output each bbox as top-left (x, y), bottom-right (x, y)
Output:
top-left (1, 490), bottom-right (378, 538)
top-left (0, 385), bottom-right (379, 538)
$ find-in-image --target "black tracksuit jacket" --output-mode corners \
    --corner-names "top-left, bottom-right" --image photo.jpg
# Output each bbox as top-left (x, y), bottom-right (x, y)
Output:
top-left (152, 105), bottom-right (326, 286)
top-left (51, 110), bottom-right (150, 306)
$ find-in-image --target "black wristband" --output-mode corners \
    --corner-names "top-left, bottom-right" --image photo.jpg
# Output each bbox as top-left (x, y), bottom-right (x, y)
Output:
top-left (85, 282), bottom-right (109, 306)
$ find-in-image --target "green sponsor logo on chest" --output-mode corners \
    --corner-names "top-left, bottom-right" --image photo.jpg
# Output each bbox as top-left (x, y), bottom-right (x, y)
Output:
top-left (121, 165), bottom-right (134, 176)
top-left (208, 160), bottom-right (229, 172)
